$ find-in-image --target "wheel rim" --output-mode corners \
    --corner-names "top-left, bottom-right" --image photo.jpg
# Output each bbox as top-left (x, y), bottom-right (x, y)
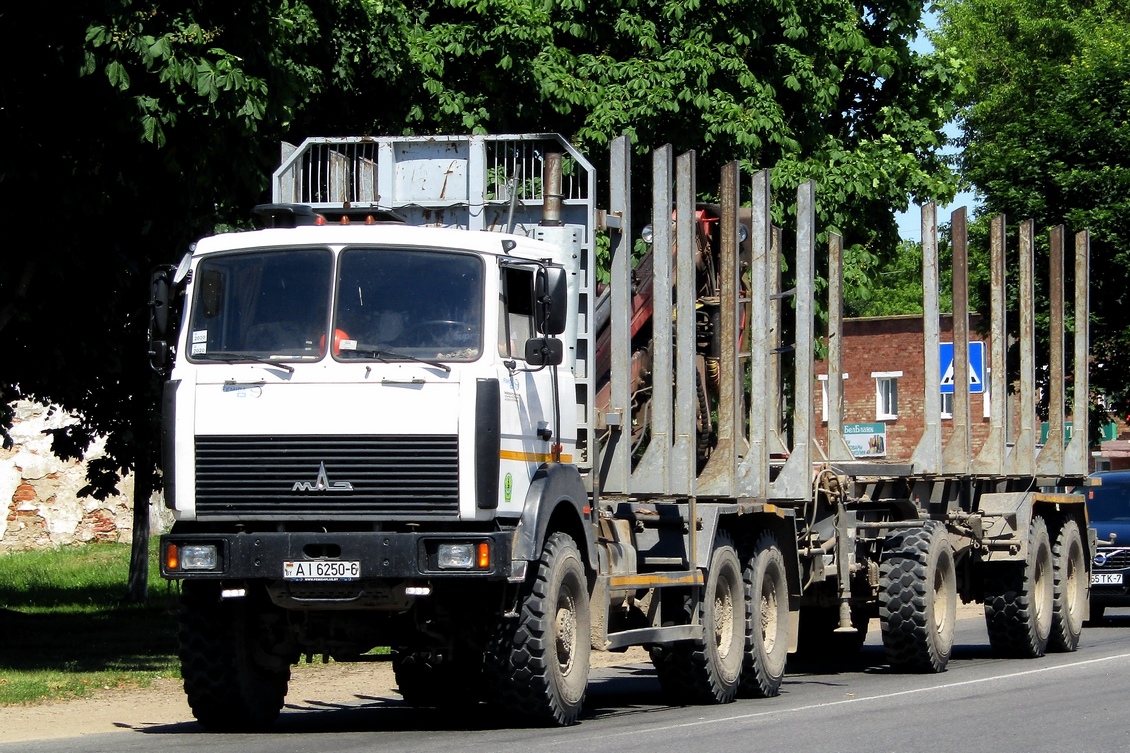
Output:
top-left (1034, 543), bottom-right (1052, 634)
top-left (760, 573), bottom-right (779, 654)
top-left (933, 558), bottom-right (952, 637)
top-left (715, 578), bottom-right (735, 658)
top-left (556, 588), bottom-right (577, 675)
top-left (1065, 540), bottom-right (1082, 616)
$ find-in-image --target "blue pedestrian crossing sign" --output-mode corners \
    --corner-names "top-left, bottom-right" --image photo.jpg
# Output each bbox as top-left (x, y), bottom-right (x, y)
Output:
top-left (940, 342), bottom-right (984, 394)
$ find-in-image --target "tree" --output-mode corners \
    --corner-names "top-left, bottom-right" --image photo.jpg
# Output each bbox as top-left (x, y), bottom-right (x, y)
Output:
top-left (0, 0), bottom-right (408, 599)
top-left (935, 0), bottom-right (1130, 423)
top-left (2, 0), bottom-right (962, 598)
top-left (406, 0), bottom-right (962, 283)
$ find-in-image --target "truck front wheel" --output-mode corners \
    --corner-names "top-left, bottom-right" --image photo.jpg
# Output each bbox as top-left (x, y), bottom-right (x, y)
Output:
top-left (487, 532), bottom-right (590, 726)
top-left (178, 583), bottom-right (290, 731)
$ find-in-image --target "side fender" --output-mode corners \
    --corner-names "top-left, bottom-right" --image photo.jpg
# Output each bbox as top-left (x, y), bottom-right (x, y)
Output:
top-left (512, 463), bottom-right (596, 569)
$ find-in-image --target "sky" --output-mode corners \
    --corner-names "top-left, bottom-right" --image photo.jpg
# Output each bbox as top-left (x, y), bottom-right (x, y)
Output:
top-left (893, 10), bottom-right (979, 241)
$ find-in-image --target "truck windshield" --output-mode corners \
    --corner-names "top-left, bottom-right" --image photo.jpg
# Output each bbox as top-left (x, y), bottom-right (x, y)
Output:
top-left (1088, 481), bottom-right (1130, 522)
top-left (334, 247), bottom-right (483, 362)
top-left (187, 248), bottom-right (332, 361)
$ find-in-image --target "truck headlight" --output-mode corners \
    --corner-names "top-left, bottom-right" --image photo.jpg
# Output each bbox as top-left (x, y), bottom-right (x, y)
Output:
top-left (437, 543), bottom-right (475, 569)
top-left (180, 544), bottom-right (219, 570)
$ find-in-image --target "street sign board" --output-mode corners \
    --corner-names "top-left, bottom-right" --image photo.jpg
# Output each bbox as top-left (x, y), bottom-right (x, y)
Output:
top-left (940, 342), bottom-right (984, 394)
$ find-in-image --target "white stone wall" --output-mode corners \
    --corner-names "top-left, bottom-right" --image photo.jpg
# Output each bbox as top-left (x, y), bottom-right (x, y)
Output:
top-left (0, 401), bottom-right (171, 551)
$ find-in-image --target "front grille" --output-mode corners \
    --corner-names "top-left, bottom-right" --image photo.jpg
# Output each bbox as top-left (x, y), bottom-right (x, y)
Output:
top-left (1094, 548), bottom-right (1130, 570)
top-left (195, 435), bottom-right (458, 519)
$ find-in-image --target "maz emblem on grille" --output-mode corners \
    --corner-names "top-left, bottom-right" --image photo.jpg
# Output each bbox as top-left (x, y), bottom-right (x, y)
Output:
top-left (292, 462), bottom-right (354, 492)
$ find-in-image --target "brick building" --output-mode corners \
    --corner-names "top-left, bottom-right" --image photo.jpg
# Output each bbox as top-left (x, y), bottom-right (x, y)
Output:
top-left (814, 313), bottom-right (998, 462)
top-left (811, 313), bottom-right (1129, 469)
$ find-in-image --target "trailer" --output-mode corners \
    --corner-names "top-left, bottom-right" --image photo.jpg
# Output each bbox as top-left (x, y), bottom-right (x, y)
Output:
top-left (150, 133), bottom-right (1093, 730)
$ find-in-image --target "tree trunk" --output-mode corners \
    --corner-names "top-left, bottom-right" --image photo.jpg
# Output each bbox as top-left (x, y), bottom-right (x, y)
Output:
top-left (126, 441), bottom-right (153, 603)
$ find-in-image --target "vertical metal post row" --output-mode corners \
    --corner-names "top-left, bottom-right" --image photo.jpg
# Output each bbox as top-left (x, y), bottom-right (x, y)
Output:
top-left (911, 203), bottom-right (941, 474)
top-left (670, 151), bottom-right (698, 495)
top-left (826, 232), bottom-right (854, 460)
top-left (699, 162), bottom-right (743, 497)
top-left (770, 181), bottom-right (815, 501)
top-left (1064, 230), bottom-right (1091, 475)
top-left (942, 207), bottom-right (972, 475)
top-left (1037, 226), bottom-right (1067, 475)
top-left (632, 145), bottom-right (674, 491)
top-left (602, 135), bottom-right (632, 493)
top-left (975, 215), bottom-right (1008, 474)
top-left (1006, 220), bottom-right (1037, 476)
top-left (737, 169), bottom-right (772, 499)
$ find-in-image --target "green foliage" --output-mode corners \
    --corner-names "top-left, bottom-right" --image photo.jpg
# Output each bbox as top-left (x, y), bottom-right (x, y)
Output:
top-left (936, 0), bottom-right (1130, 422)
top-left (407, 0), bottom-right (961, 268)
top-left (0, 543), bottom-right (177, 704)
top-left (0, 0), bottom-right (961, 515)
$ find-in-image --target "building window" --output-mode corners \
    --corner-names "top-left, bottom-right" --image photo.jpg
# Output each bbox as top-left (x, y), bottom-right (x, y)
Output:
top-left (941, 392), bottom-right (953, 419)
top-left (818, 373), bottom-right (849, 424)
top-left (872, 371), bottom-right (902, 421)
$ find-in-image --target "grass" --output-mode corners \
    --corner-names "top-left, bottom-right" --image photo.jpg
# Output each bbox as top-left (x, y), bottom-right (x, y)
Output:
top-left (0, 540), bottom-right (180, 705)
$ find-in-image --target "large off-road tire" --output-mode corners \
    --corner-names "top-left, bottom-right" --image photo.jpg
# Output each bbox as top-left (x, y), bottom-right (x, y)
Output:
top-left (486, 532), bottom-right (590, 726)
top-left (392, 648), bottom-right (482, 708)
top-left (984, 515), bottom-right (1054, 658)
top-left (178, 585), bottom-right (290, 731)
top-left (879, 521), bottom-right (956, 673)
top-left (651, 533), bottom-right (745, 704)
top-left (1049, 518), bottom-right (1086, 652)
top-left (738, 531), bottom-right (790, 698)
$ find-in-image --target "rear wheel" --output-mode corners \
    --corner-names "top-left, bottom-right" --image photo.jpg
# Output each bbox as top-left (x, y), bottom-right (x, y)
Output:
top-left (1049, 518), bottom-right (1086, 652)
top-left (985, 515), bottom-right (1054, 658)
top-left (739, 531), bottom-right (789, 698)
top-left (652, 533), bottom-right (745, 704)
top-left (486, 532), bottom-right (590, 726)
top-left (879, 521), bottom-right (956, 673)
top-left (178, 584), bottom-right (290, 731)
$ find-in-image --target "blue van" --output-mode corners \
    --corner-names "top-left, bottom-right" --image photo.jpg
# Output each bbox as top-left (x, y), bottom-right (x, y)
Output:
top-left (1087, 471), bottom-right (1130, 620)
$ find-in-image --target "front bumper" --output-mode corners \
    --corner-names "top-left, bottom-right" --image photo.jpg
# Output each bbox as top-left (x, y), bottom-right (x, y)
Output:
top-left (160, 529), bottom-right (515, 581)
top-left (1090, 547), bottom-right (1130, 607)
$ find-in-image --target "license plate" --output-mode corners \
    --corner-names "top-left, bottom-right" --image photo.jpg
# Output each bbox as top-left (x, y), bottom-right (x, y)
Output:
top-left (283, 560), bottom-right (360, 581)
top-left (1092, 572), bottom-right (1123, 585)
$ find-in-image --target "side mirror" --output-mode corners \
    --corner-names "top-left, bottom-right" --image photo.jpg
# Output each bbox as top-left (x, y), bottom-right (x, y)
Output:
top-left (534, 266), bottom-right (568, 336)
top-left (149, 266), bottom-right (173, 339)
top-left (524, 337), bottom-right (564, 366)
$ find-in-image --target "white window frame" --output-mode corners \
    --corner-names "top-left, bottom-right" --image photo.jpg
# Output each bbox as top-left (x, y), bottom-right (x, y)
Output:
top-left (941, 392), bottom-right (954, 419)
top-left (941, 368), bottom-right (990, 419)
top-left (818, 373), bottom-right (849, 424)
top-left (872, 371), bottom-right (902, 421)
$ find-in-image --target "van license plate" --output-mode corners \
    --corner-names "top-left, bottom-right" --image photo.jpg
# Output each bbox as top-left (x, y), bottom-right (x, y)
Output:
top-left (283, 561), bottom-right (360, 581)
top-left (1092, 573), bottom-right (1123, 585)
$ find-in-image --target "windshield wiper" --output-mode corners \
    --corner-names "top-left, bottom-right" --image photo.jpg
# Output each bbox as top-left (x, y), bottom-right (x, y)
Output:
top-left (195, 352), bottom-right (296, 374)
top-left (343, 344), bottom-right (451, 373)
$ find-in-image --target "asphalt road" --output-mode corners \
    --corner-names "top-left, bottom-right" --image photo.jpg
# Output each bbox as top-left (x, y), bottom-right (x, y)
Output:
top-left (12, 610), bottom-right (1130, 753)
